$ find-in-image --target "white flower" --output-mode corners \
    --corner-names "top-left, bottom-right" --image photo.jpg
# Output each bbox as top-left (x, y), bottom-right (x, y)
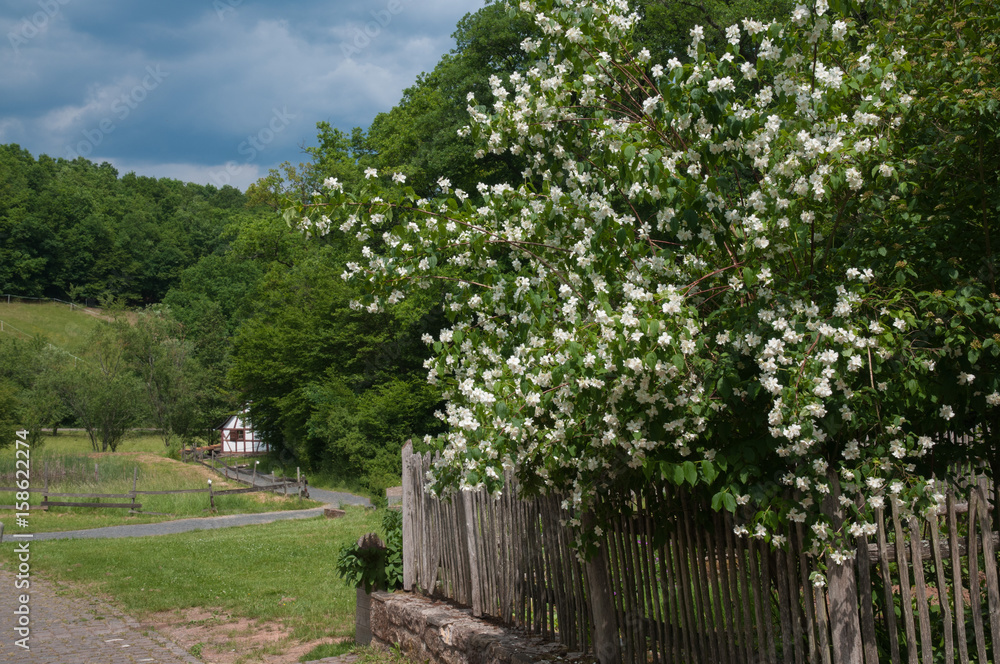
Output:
top-left (831, 20), bottom-right (847, 40)
top-left (939, 405), bottom-right (955, 420)
top-left (725, 24), bottom-right (740, 46)
top-left (845, 167), bottom-right (863, 190)
top-left (642, 95), bottom-right (661, 115)
top-left (323, 177), bottom-right (342, 191)
top-left (987, 392), bottom-right (1000, 406)
top-left (364, 167), bottom-right (378, 179)
top-left (707, 76), bottom-right (735, 93)
top-left (392, 172), bottom-right (407, 184)
top-left (958, 372), bottom-right (975, 385)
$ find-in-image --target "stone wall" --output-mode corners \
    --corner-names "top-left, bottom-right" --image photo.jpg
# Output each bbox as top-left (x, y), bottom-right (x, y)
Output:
top-left (369, 591), bottom-right (592, 664)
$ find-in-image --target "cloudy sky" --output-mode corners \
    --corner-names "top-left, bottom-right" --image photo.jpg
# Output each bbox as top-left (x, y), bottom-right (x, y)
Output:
top-left (0, 0), bottom-right (485, 189)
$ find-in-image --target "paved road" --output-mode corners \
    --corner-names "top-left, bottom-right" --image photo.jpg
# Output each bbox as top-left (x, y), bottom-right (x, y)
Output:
top-left (211, 465), bottom-right (372, 508)
top-left (4, 506), bottom-right (331, 542)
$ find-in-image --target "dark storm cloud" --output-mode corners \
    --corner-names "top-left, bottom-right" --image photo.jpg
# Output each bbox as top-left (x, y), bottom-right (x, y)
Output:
top-left (0, 0), bottom-right (484, 188)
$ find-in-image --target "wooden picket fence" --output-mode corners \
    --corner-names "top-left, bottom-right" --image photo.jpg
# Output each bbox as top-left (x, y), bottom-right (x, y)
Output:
top-left (402, 443), bottom-right (1000, 663)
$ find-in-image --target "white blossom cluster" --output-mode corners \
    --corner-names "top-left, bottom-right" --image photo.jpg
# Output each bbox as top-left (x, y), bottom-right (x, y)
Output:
top-left (288, 0), bottom-right (989, 575)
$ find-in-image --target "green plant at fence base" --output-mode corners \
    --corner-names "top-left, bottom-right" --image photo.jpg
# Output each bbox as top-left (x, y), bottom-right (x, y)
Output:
top-left (382, 509), bottom-right (403, 589)
top-left (335, 509), bottom-right (403, 593)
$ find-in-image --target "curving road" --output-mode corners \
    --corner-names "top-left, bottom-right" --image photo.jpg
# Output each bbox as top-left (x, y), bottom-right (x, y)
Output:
top-left (1, 483), bottom-right (371, 542)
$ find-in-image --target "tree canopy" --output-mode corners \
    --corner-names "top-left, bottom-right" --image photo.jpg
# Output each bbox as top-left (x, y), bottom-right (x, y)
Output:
top-left (0, 145), bottom-right (244, 304)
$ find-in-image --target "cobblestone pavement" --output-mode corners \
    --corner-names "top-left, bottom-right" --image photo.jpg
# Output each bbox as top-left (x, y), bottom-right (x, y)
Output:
top-left (0, 570), bottom-right (202, 664)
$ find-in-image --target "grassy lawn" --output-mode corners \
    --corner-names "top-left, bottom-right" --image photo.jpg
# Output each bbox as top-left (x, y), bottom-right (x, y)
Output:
top-left (0, 508), bottom-right (383, 662)
top-left (2, 433), bottom-right (321, 532)
top-left (0, 300), bottom-right (103, 354)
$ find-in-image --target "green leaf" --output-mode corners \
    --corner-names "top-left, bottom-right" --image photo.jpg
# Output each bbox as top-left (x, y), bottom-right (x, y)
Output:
top-left (683, 461), bottom-right (698, 486)
top-left (673, 464), bottom-right (685, 486)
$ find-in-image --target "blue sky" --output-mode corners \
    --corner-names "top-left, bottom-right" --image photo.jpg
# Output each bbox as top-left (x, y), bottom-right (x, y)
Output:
top-left (0, 0), bottom-right (485, 189)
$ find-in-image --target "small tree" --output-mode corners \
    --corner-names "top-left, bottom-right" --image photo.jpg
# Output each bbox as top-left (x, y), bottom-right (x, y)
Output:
top-left (55, 323), bottom-right (147, 452)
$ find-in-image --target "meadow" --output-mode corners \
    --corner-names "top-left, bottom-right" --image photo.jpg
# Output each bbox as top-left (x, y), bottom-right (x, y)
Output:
top-left (0, 300), bottom-right (102, 354)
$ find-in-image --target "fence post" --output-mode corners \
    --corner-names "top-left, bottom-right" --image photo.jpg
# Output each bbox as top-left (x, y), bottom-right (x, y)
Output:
top-left (44, 461), bottom-right (48, 504)
top-left (463, 491), bottom-right (483, 617)
top-left (297, 467), bottom-right (301, 501)
top-left (583, 511), bottom-right (620, 664)
top-left (95, 462), bottom-right (98, 483)
top-left (208, 480), bottom-right (215, 511)
top-left (402, 441), bottom-right (416, 591)
top-left (825, 472), bottom-right (862, 664)
top-left (131, 466), bottom-right (138, 511)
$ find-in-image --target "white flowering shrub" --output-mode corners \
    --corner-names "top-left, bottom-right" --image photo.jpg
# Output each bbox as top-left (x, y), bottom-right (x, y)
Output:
top-left (287, 0), bottom-right (1000, 577)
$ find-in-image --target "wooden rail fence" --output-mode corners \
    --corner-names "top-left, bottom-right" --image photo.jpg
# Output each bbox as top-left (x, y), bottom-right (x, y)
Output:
top-left (1, 459), bottom-right (304, 512)
top-left (402, 443), bottom-right (1000, 664)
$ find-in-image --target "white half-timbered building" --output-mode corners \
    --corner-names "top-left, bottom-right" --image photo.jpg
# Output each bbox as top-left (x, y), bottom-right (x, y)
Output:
top-left (217, 411), bottom-right (268, 454)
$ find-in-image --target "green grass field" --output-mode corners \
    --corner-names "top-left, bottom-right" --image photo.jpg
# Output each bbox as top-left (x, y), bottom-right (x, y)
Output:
top-left (0, 300), bottom-right (104, 354)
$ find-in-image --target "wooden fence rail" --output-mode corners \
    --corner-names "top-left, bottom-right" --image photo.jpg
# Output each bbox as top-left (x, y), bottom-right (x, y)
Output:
top-left (0, 457), bottom-right (304, 511)
top-left (402, 443), bottom-right (1000, 664)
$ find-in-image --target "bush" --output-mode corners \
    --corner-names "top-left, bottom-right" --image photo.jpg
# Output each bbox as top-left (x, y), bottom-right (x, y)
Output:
top-left (334, 509), bottom-right (403, 593)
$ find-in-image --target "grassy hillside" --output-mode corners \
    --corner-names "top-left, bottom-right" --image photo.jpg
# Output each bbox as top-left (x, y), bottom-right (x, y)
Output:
top-left (0, 301), bottom-right (103, 354)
